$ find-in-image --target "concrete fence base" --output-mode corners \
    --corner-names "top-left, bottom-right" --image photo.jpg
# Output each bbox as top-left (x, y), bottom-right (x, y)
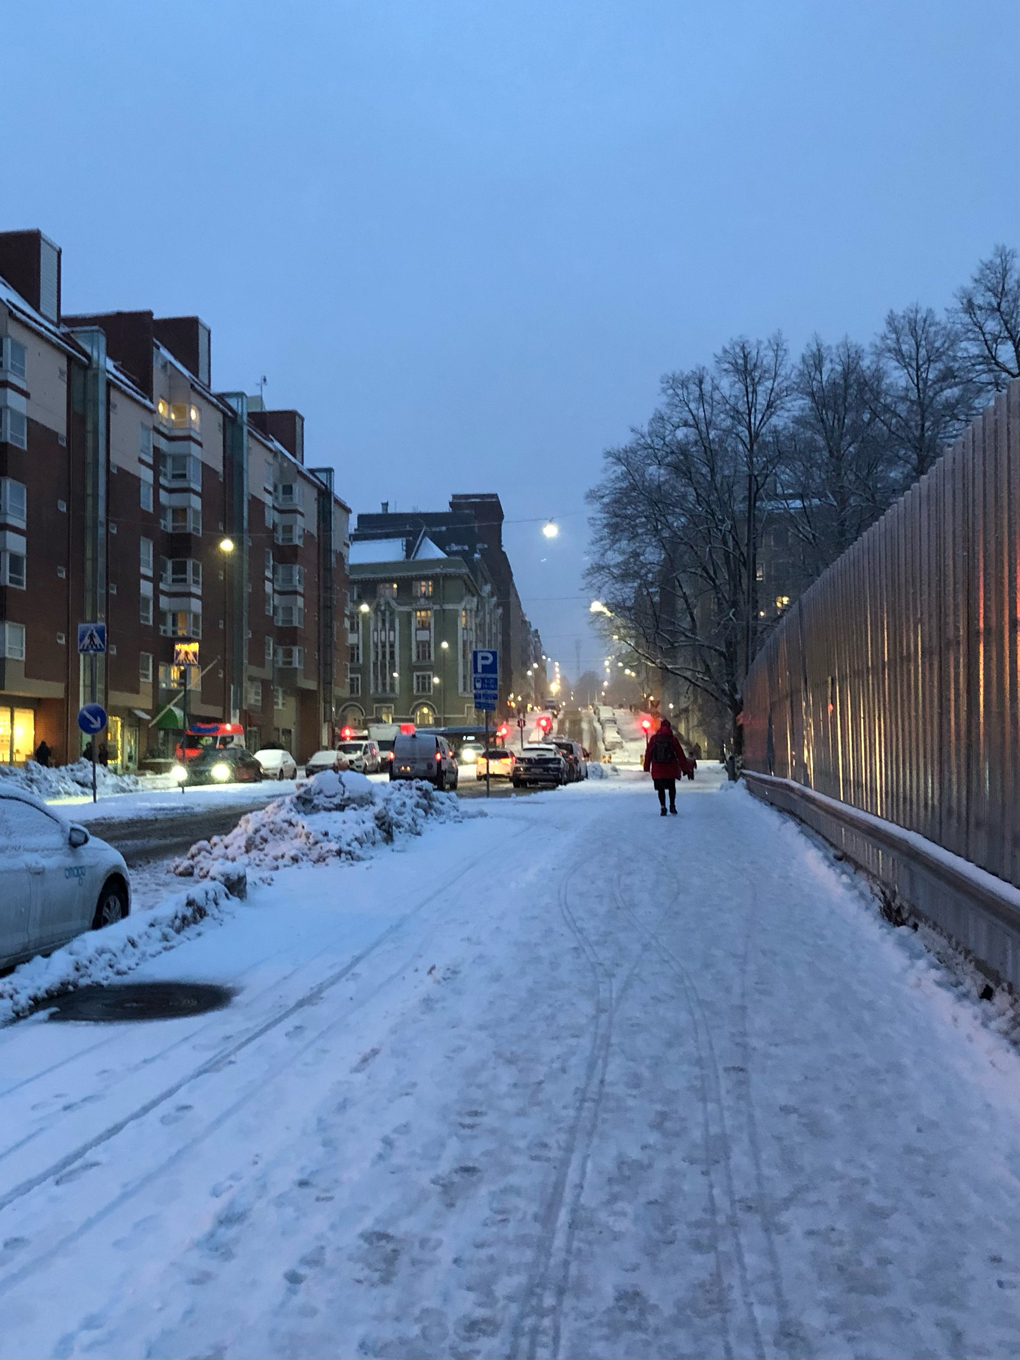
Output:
top-left (744, 771), bottom-right (1019, 990)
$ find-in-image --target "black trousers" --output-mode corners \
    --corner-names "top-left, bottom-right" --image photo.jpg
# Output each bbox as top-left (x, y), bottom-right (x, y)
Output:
top-left (653, 777), bottom-right (676, 810)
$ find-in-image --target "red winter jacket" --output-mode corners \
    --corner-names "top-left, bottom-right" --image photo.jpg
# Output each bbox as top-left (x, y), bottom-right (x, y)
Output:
top-left (643, 725), bottom-right (693, 780)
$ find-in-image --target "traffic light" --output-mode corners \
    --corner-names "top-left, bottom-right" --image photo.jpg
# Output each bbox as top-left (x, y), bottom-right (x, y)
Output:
top-left (640, 717), bottom-right (653, 734)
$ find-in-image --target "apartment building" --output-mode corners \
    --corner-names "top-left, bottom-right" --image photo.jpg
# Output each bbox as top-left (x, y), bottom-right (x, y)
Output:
top-left (0, 228), bottom-right (350, 768)
top-left (350, 496), bottom-right (542, 719)
top-left (345, 536), bottom-right (500, 730)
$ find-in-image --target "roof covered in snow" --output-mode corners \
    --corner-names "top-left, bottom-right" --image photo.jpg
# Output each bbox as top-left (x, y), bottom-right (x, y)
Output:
top-left (348, 538), bottom-right (408, 565)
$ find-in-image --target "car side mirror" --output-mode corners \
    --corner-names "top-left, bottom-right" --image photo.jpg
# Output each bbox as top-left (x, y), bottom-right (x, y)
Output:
top-left (68, 824), bottom-right (90, 849)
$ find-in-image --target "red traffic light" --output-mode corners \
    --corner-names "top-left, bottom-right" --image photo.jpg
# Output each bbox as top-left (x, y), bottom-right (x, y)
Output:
top-left (497, 724), bottom-right (508, 739)
top-left (341, 726), bottom-right (354, 740)
top-left (640, 718), bottom-right (653, 732)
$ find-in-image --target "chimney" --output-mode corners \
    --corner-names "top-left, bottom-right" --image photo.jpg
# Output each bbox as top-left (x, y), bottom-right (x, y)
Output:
top-left (0, 230), bottom-right (62, 322)
top-left (381, 501), bottom-right (389, 513)
top-left (153, 316), bottom-right (211, 387)
top-left (248, 408), bottom-right (305, 462)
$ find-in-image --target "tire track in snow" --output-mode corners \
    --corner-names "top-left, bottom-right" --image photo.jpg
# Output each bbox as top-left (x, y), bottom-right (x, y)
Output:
top-left (0, 829), bottom-right (525, 1269)
top-left (508, 836), bottom-right (674, 1360)
top-left (623, 840), bottom-right (803, 1358)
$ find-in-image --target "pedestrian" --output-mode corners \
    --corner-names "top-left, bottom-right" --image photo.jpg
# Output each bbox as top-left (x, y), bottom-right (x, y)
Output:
top-left (642, 718), bottom-right (693, 817)
top-left (81, 740), bottom-right (94, 763)
top-left (34, 739), bottom-right (52, 767)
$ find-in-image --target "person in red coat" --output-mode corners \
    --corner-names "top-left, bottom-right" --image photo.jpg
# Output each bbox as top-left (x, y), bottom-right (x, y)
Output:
top-left (642, 719), bottom-right (693, 816)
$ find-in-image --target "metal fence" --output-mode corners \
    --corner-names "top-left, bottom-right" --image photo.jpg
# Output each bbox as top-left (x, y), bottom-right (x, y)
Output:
top-left (742, 384), bottom-right (1019, 981)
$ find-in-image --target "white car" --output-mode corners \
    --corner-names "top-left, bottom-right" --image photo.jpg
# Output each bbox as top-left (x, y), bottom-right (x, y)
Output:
top-left (305, 749), bottom-right (343, 778)
top-left (253, 748), bottom-right (298, 780)
top-left (0, 787), bottom-right (131, 971)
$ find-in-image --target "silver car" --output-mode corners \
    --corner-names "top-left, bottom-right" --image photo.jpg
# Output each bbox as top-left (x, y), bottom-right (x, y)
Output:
top-left (0, 787), bottom-right (131, 971)
top-left (389, 732), bottom-right (459, 790)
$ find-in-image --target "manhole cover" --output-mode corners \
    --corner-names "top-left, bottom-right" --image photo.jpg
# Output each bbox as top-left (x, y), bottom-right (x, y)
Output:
top-left (45, 982), bottom-right (234, 1023)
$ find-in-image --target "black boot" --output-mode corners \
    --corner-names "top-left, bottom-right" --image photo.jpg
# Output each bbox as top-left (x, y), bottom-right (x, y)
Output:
top-left (660, 806), bottom-right (667, 816)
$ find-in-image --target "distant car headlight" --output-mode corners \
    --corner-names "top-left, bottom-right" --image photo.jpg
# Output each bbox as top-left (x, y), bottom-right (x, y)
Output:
top-left (211, 762), bottom-right (231, 782)
top-left (171, 764), bottom-right (189, 783)
top-left (460, 749), bottom-right (478, 764)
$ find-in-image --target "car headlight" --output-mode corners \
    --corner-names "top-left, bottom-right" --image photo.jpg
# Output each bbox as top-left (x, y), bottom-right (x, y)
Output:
top-left (171, 764), bottom-right (189, 783)
top-left (460, 749), bottom-right (477, 764)
top-left (211, 762), bottom-right (231, 782)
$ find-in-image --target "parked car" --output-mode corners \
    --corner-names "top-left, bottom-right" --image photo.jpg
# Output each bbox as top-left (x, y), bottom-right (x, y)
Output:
top-left (181, 746), bottom-right (266, 785)
top-left (335, 740), bottom-right (381, 773)
top-left (389, 732), bottom-right (459, 790)
top-left (512, 744), bottom-right (567, 788)
top-left (0, 787), bottom-right (130, 971)
top-left (550, 738), bottom-right (587, 782)
top-left (253, 748), bottom-right (298, 780)
top-left (476, 747), bottom-right (516, 781)
top-left (305, 749), bottom-right (343, 778)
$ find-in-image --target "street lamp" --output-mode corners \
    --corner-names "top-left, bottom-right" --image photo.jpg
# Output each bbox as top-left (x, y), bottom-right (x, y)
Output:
top-left (542, 521), bottom-right (559, 539)
top-left (590, 600), bottom-right (611, 615)
top-left (219, 537), bottom-right (235, 554)
top-left (358, 602), bottom-right (371, 614)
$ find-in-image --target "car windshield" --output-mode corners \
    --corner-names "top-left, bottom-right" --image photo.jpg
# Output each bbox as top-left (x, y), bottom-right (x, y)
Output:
top-left (336, 743), bottom-right (365, 754)
top-left (309, 751), bottom-right (336, 762)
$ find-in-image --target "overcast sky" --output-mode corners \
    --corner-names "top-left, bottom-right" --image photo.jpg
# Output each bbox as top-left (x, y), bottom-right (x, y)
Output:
top-left (8, 1), bottom-right (1018, 680)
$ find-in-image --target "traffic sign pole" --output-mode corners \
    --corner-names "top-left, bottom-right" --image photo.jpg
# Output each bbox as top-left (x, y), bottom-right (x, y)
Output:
top-left (485, 710), bottom-right (490, 798)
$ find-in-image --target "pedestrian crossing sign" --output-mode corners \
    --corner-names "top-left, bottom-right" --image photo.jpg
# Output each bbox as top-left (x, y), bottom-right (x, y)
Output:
top-left (77, 623), bottom-right (107, 654)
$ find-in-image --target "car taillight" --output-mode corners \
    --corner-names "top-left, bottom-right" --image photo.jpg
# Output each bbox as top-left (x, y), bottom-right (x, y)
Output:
top-left (386, 751), bottom-right (393, 760)
top-left (435, 752), bottom-right (442, 761)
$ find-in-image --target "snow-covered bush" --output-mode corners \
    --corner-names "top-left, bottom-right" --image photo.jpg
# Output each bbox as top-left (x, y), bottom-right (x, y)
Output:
top-left (172, 773), bottom-right (470, 884)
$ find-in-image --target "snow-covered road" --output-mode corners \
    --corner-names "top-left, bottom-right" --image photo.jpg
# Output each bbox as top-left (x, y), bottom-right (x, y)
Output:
top-left (0, 768), bottom-right (1016, 1359)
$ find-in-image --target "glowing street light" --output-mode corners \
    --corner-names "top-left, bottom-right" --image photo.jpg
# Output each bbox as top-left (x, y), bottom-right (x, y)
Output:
top-left (219, 537), bottom-right (235, 553)
top-left (542, 521), bottom-right (559, 539)
top-left (358, 602), bottom-right (371, 614)
top-left (590, 600), bottom-right (611, 615)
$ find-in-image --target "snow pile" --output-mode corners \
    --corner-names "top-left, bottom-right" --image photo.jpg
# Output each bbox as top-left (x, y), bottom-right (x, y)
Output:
top-left (0, 758), bottom-right (170, 800)
top-left (0, 882), bottom-right (231, 1025)
top-left (585, 761), bottom-right (619, 779)
top-left (172, 770), bottom-right (469, 885)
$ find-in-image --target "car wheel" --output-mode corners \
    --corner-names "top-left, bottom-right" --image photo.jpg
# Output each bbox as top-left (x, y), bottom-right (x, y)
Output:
top-left (92, 878), bottom-right (128, 930)
top-left (278, 768), bottom-right (287, 780)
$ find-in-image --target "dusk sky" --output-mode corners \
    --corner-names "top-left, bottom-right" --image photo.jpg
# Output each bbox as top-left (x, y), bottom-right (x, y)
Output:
top-left (8, 1), bottom-right (1018, 679)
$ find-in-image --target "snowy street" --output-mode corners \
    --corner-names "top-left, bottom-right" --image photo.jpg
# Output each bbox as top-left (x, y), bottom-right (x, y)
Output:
top-left (0, 768), bottom-right (1016, 1359)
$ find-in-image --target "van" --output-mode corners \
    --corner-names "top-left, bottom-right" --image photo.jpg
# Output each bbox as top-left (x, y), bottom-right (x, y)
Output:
top-left (389, 732), bottom-right (459, 790)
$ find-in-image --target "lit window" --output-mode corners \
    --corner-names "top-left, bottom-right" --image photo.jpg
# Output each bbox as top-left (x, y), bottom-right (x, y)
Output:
top-left (755, 563), bottom-right (765, 581)
top-left (415, 579), bottom-right (433, 598)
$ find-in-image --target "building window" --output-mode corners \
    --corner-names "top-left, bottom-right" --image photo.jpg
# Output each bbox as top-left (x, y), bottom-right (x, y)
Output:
top-left (275, 482), bottom-right (300, 507)
top-left (160, 558), bottom-right (202, 589)
top-left (274, 519), bottom-right (303, 546)
top-left (414, 579), bottom-right (433, 598)
top-left (0, 621), bottom-right (26, 660)
top-left (414, 608), bottom-right (433, 663)
top-left (1, 408), bottom-right (27, 449)
top-left (139, 538), bottom-right (153, 575)
top-left (139, 424), bottom-right (153, 462)
top-left (0, 477), bottom-right (27, 527)
top-left (1, 552), bottom-right (26, 589)
top-left (264, 586), bottom-right (273, 616)
top-left (140, 594), bottom-right (154, 626)
top-left (370, 605), bottom-right (397, 695)
top-left (140, 478), bottom-right (154, 512)
top-left (161, 504), bottom-right (202, 535)
top-left (756, 563), bottom-right (765, 581)
top-left (264, 549), bottom-right (273, 578)
top-left (275, 646), bottom-right (304, 669)
top-left (159, 609), bottom-right (201, 638)
top-left (274, 563), bottom-right (304, 591)
top-left (413, 672), bottom-right (433, 695)
top-left (348, 673), bottom-right (362, 696)
top-left (265, 635), bottom-right (274, 662)
top-left (0, 337), bottom-right (27, 382)
top-left (274, 601), bottom-right (304, 628)
top-left (377, 581), bottom-right (397, 600)
top-left (139, 652), bottom-right (153, 682)
top-left (348, 629), bottom-right (361, 665)
top-left (160, 452), bottom-right (202, 488)
top-left (273, 686), bottom-right (284, 710)
top-left (246, 680), bottom-right (262, 710)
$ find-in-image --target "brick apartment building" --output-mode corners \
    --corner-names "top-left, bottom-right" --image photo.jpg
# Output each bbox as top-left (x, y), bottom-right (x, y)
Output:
top-left (0, 229), bottom-right (350, 769)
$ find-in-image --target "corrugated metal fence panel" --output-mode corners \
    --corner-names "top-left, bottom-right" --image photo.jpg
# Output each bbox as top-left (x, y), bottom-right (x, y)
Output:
top-left (744, 383), bottom-right (1020, 888)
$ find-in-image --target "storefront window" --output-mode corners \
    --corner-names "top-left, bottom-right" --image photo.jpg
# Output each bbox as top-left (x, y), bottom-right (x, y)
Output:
top-left (0, 706), bottom-right (35, 764)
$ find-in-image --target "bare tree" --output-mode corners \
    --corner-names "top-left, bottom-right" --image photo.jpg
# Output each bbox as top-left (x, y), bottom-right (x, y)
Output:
top-left (954, 244), bottom-right (1020, 393)
top-left (870, 303), bottom-right (976, 484)
top-left (776, 336), bottom-right (893, 575)
top-left (587, 335), bottom-right (791, 757)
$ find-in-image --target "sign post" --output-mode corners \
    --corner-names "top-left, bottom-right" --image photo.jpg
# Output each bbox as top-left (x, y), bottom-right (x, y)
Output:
top-left (174, 642), bottom-right (200, 794)
top-left (471, 649), bottom-right (498, 799)
top-left (517, 715), bottom-right (526, 751)
top-left (77, 624), bottom-right (108, 802)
